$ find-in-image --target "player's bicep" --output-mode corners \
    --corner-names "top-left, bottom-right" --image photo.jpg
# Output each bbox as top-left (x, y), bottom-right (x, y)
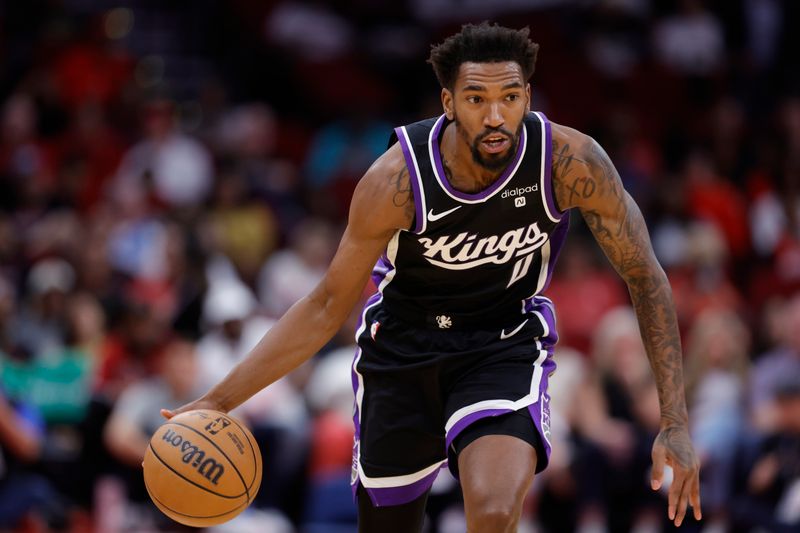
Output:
top-left (308, 147), bottom-right (412, 318)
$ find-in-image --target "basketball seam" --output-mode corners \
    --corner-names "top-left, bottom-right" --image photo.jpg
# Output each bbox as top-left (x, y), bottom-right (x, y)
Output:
top-left (146, 442), bottom-right (243, 500)
top-left (144, 473), bottom-right (250, 520)
top-left (219, 413), bottom-right (260, 491)
top-left (167, 420), bottom-right (250, 501)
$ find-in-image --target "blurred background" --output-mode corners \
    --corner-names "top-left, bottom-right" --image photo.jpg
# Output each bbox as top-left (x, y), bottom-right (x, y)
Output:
top-left (1, 0), bottom-right (799, 532)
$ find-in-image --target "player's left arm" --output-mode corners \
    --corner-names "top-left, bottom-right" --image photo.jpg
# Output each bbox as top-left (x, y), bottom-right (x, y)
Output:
top-left (550, 123), bottom-right (701, 527)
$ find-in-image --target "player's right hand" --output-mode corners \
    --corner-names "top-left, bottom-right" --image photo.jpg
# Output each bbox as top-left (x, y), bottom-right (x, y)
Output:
top-left (161, 398), bottom-right (226, 420)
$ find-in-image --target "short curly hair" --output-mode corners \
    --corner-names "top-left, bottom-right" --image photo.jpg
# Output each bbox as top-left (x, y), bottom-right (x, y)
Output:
top-left (428, 22), bottom-right (540, 91)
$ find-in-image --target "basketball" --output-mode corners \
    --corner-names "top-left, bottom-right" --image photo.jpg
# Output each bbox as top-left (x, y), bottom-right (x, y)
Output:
top-left (143, 409), bottom-right (262, 527)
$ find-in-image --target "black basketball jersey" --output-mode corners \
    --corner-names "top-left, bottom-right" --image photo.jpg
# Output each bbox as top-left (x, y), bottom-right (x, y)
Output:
top-left (372, 111), bottom-right (569, 330)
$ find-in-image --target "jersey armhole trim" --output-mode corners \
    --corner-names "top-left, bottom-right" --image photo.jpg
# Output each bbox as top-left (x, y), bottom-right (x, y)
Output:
top-left (534, 111), bottom-right (566, 222)
top-left (395, 126), bottom-right (427, 234)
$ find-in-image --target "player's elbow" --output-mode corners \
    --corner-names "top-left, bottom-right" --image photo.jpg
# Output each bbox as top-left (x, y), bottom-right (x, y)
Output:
top-left (306, 285), bottom-right (352, 337)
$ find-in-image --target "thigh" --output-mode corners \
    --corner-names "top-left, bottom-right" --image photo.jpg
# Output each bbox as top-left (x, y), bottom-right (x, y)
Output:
top-left (458, 434), bottom-right (537, 522)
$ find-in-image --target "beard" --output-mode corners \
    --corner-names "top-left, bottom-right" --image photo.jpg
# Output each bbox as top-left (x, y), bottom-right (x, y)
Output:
top-left (454, 113), bottom-right (523, 172)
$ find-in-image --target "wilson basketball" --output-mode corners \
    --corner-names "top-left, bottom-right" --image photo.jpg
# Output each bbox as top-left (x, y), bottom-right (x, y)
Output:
top-left (143, 409), bottom-right (262, 527)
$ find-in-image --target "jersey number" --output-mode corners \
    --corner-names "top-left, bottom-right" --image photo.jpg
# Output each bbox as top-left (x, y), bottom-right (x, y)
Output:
top-left (507, 254), bottom-right (534, 288)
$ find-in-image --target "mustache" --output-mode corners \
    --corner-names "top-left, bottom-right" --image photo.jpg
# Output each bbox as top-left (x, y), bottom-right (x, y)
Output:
top-left (475, 127), bottom-right (514, 143)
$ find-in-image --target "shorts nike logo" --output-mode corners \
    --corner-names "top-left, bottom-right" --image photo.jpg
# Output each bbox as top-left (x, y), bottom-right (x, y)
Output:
top-left (500, 319), bottom-right (528, 340)
top-left (427, 206), bottom-right (462, 222)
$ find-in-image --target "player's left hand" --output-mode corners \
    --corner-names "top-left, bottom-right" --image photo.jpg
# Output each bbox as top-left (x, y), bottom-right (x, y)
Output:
top-left (651, 424), bottom-right (701, 527)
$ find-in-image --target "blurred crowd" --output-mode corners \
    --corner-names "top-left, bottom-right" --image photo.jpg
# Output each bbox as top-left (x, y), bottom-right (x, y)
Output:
top-left (1, 1), bottom-right (799, 532)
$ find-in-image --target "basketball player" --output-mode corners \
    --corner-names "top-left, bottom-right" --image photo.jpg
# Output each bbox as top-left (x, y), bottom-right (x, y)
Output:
top-left (164, 23), bottom-right (702, 532)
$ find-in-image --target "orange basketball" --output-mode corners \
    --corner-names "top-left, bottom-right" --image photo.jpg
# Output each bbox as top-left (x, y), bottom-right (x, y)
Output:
top-left (143, 409), bottom-right (262, 527)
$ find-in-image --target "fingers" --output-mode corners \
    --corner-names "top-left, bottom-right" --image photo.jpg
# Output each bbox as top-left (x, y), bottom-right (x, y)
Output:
top-left (674, 475), bottom-right (689, 527)
top-left (160, 408), bottom-right (174, 420)
top-left (672, 465), bottom-right (703, 527)
top-left (651, 445), bottom-right (666, 491)
top-left (667, 466), bottom-right (685, 523)
top-left (691, 470), bottom-right (702, 521)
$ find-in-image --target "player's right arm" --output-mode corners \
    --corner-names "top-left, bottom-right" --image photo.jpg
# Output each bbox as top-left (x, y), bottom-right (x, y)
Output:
top-left (164, 143), bottom-right (414, 418)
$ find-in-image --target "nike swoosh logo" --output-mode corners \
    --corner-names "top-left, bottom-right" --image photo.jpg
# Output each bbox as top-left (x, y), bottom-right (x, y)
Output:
top-left (500, 319), bottom-right (529, 340)
top-left (427, 206), bottom-right (462, 222)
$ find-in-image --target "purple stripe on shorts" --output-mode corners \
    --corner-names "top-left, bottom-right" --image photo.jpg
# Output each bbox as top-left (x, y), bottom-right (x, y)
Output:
top-left (539, 112), bottom-right (564, 219)
top-left (395, 127), bottom-right (424, 233)
top-left (352, 291), bottom-right (383, 438)
top-left (431, 115), bottom-right (526, 202)
top-left (527, 357), bottom-right (557, 473)
top-left (445, 408), bottom-right (513, 450)
top-left (360, 466), bottom-right (442, 507)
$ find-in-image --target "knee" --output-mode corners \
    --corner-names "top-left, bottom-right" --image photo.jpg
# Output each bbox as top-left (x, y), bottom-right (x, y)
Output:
top-left (465, 493), bottom-right (521, 533)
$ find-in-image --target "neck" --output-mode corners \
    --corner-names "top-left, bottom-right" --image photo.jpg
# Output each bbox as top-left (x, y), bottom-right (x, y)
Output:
top-left (440, 122), bottom-right (504, 193)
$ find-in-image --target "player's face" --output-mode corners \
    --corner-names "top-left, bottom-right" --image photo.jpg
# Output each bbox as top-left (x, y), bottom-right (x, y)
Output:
top-left (444, 61), bottom-right (530, 171)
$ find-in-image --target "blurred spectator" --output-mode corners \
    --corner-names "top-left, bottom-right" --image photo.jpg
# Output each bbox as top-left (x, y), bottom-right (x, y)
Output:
top-left (94, 299), bottom-right (169, 401)
top-left (668, 222), bottom-right (743, 328)
top-left (111, 98), bottom-right (213, 210)
top-left (11, 257), bottom-right (76, 359)
top-left (50, 16), bottom-right (133, 109)
top-left (731, 377), bottom-right (800, 532)
top-left (0, 387), bottom-right (62, 531)
top-left (571, 307), bottom-right (662, 533)
top-left (207, 167), bottom-right (280, 287)
top-left (684, 308), bottom-right (750, 527)
top-left (652, 0), bottom-right (724, 76)
top-left (302, 345), bottom-right (359, 531)
top-left (197, 279), bottom-right (276, 413)
top-left (55, 102), bottom-right (126, 212)
top-left (4, 293), bottom-right (103, 426)
top-left (103, 337), bottom-right (204, 506)
top-left (215, 103), bottom-right (304, 238)
top-left (198, 278), bottom-right (309, 525)
top-left (684, 150), bottom-right (750, 260)
top-left (529, 347), bottom-right (588, 533)
top-left (266, 1), bottom-right (354, 62)
top-left (751, 294), bottom-right (800, 431)
top-left (545, 239), bottom-right (627, 354)
top-left (303, 113), bottom-right (391, 218)
top-left (258, 218), bottom-right (338, 317)
top-left (583, 1), bottom-right (649, 79)
top-left (0, 92), bottom-right (56, 213)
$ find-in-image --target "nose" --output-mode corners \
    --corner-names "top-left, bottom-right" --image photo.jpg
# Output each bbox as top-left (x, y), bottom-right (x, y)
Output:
top-left (484, 103), bottom-right (504, 129)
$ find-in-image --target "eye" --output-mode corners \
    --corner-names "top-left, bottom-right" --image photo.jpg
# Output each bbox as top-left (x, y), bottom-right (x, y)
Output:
top-left (506, 94), bottom-right (520, 102)
top-left (466, 95), bottom-right (482, 104)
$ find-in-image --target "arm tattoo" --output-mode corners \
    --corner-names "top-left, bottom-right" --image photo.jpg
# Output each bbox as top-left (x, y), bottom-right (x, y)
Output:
top-left (389, 166), bottom-right (416, 225)
top-left (576, 140), bottom-right (688, 429)
top-left (552, 140), bottom-right (598, 210)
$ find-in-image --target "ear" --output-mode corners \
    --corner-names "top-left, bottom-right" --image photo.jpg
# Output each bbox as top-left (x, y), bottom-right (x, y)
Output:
top-left (442, 88), bottom-right (454, 120)
top-left (526, 83), bottom-right (532, 112)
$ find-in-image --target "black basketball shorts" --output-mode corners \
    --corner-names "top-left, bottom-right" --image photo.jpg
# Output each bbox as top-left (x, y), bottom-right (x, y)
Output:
top-left (350, 295), bottom-right (558, 507)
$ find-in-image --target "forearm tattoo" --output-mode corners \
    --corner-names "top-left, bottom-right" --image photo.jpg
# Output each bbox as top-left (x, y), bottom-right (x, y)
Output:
top-left (553, 138), bottom-right (688, 429)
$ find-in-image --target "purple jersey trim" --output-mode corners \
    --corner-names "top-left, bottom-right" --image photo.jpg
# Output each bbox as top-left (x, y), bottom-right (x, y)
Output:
top-left (395, 126), bottom-right (425, 233)
top-left (538, 112), bottom-right (565, 220)
top-left (430, 115), bottom-right (526, 202)
top-left (445, 408), bottom-right (513, 450)
top-left (541, 216), bottom-right (569, 292)
top-left (357, 466), bottom-right (442, 507)
top-left (524, 295), bottom-right (559, 346)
